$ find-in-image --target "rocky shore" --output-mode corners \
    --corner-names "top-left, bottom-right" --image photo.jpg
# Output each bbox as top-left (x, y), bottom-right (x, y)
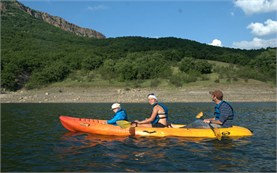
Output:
top-left (1, 84), bottom-right (276, 103)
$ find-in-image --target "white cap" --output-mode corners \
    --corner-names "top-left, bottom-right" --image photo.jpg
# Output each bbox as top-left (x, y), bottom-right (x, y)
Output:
top-left (111, 103), bottom-right (120, 110)
top-left (147, 94), bottom-right (158, 100)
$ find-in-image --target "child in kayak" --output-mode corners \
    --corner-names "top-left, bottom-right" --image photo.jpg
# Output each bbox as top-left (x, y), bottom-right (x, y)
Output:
top-left (105, 103), bottom-right (128, 125)
top-left (132, 93), bottom-right (169, 128)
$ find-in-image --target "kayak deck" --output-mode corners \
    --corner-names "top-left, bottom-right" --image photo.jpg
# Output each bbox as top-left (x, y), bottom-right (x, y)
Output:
top-left (59, 115), bottom-right (253, 138)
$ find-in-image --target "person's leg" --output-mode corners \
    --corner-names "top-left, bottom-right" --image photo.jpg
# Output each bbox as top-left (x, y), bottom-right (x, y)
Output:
top-left (137, 123), bottom-right (153, 128)
top-left (153, 123), bottom-right (167, 128)
top-left (186, 120), bottom-right (210, 128)
top-left (131, 122), bottom-right (153, 128)
top-left (210, 124), bottom-right (222, 128)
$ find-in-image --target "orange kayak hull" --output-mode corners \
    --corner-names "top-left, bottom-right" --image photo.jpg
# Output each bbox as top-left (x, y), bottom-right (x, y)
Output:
top-left (59, 115), bottom-right (131, 136)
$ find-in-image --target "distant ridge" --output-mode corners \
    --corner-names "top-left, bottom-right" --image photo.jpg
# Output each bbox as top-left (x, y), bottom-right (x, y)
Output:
top-left (1, 0), bottom-right (105, 39)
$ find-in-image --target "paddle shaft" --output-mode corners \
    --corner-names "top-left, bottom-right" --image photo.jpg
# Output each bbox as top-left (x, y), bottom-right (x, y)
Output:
top-left (207, 121), bottom-right (222, 140)
top-left (197, 115), bottom-right (222, 140)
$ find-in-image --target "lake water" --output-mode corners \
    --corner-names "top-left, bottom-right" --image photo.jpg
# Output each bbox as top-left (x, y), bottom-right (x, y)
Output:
top-left (1, 102), bottom-right (276, 172)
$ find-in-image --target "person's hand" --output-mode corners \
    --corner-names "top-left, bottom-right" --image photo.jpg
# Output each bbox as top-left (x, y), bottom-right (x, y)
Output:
top-left (134, 120), bottom-right (139, 123)
top-left (102, 122), bottom-right (107, 125)
top-left (203, 119), bottom-right (210, 124)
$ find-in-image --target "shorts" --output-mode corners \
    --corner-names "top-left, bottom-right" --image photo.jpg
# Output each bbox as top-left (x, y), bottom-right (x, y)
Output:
top-left (152, 123), bottom-right (167, 128)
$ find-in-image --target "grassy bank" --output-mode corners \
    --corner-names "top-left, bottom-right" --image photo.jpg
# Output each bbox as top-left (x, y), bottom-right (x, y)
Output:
top-left (48, 64), bottom-right (275, 89)
top-left (1, 80), bottom-right (275, 103)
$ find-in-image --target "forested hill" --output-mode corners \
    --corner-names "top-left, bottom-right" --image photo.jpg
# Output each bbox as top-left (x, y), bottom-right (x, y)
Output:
top-left (1, 0), bottom-right (276, 91)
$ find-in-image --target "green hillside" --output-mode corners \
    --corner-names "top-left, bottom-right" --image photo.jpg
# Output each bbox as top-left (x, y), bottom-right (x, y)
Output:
top-left (1, 1), bottom-right (276, 91)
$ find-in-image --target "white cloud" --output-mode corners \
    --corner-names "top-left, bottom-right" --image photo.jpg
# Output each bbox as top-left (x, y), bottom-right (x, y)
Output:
top-left (247, 19), bottom-right (277, 36)
top-left (87, 5), bottom-right (109, 12)
top-left (234, 0), bottom-right (277, 15)
top-left (232, 37), bottom-right (277, 49)
top-left (210, 39), bottom-right (223, 47)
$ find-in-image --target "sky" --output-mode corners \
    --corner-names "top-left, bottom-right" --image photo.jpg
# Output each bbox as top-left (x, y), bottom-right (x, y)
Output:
top-left (18, 0), bottom-right (277, 49)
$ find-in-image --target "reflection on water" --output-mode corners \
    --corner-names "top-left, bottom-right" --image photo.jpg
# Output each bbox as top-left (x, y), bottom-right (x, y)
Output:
top-left (1, 103), bottom-right (276, 172)
top-left (54, 131), bottom-right (256, 172)
top-left (61, 132), bottom-right (128, 147)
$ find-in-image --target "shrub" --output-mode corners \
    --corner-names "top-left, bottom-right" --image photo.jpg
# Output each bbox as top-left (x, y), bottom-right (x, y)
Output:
top-left (108, 52), bottom-right (172, 81)
top-left (214, 79), bottom-right (220, 83)
top-left (201, 75), bottom-right (210, 81)
top-left (179, 57), bottom-right (212, 74)
top-left (183, 71), bottom-right (200, 83)
top-left (237, 66), bottom-right (266, 82)
top-left (115, 58), bottom-right (136, 81)
top-left (150, 79), bottom-right (161, 88)
top-left (179, 57), bottom-right (195, 73)
top-left (81, 54), bottom-right (103, 71)
top-left (26, 61), bottom-right (70, 89)
top-left (99, 59), bottom-right (116, 80)
top-left (169, 72), bottom-right (184, 87)
top-left (194, 60), bottom-right (212, 74)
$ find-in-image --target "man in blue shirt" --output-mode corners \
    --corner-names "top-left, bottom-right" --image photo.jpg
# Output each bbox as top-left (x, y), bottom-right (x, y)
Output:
top-left (203, 90), bottom-right (234, 128)
top-left (106, 103), bottom-right (128, 125)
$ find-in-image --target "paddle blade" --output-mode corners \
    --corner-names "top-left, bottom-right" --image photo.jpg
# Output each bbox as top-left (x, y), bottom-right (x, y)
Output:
top-left (208, 123), bottom-right (222, 140)
top-left (213, 128), bottom-right (222, 140)
top-left (196, 112), bottom-right (204, 119)
top-left (116, 120), bottom-right (131, 129)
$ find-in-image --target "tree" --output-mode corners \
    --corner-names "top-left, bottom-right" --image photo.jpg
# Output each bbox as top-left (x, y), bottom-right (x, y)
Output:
top-left (179, 57), bottom-right (212, 74)
top-left (26, 61), bottom-right (70, 89)
top-left (194, 61), bottom-right (212, 74)
top-left (99, 59), bottom-right (117, 80)
top-left (115, 58), bottom-right (136, 81)
top-left (179, 57), bottom-right (195, 73)
top-left (82, 54), bottom-right (103, 71)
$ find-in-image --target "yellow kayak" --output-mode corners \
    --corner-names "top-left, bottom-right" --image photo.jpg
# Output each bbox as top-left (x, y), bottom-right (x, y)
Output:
top-left (60, 116), bottom-right (253, 139)
top-left (134, 125), bottom-right (253, 138)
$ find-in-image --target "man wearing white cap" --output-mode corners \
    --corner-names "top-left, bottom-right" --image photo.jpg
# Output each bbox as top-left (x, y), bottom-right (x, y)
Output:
top-left (132, 93), bottom-right (168, 128)
top-left (106, 103), bottom-right (128, 125)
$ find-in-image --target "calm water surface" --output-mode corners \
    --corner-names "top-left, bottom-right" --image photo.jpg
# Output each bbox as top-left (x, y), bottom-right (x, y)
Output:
top-left (1, 102), bottom-right (276, 172)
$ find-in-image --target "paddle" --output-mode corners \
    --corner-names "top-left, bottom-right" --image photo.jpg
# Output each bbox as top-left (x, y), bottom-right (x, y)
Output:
top-left (116, 120), bottom-right (132, 129)
top-left (117, 112), bottom-right (204, 129)
top-left (117, 120), bottom-right (186, 129)
top-left (195, 111), bottom-right (204, 119)
top-left (196, 111), bottom-right (222, 140)
top-left (208, 122), bottom-right (222, 140)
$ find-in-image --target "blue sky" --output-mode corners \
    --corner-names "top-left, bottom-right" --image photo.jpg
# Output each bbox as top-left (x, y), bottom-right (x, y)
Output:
top-left (19, 0), bottom-right (277, 49)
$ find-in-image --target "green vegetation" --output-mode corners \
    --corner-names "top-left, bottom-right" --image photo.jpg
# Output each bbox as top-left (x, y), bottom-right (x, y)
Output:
top-left (1, 1), bottom-right (276, 91)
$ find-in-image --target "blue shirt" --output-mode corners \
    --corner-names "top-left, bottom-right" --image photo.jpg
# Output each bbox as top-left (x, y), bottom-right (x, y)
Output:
top-left (107, 108), bottom-right (128, 125)
top-left (215, 101), bottom-right (234, 127)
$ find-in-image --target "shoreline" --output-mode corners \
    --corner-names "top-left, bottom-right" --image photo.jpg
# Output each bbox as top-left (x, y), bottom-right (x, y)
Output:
top-left (1, 84), bottom-right (276, 103)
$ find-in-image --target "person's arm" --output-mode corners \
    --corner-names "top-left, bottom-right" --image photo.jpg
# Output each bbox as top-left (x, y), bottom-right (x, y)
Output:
top-left (107, 112), bottom-right (122, 124)
top-left (203, 117), bottom-right (215, 123)
top-left (107, 112), bottom-right (125, 124)
top-left (107, 116), bottom-right (117, 124)
top-left (137, 107), bottom-right (159, 124)
top-left (209, 119), bottom-right (223, 125)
